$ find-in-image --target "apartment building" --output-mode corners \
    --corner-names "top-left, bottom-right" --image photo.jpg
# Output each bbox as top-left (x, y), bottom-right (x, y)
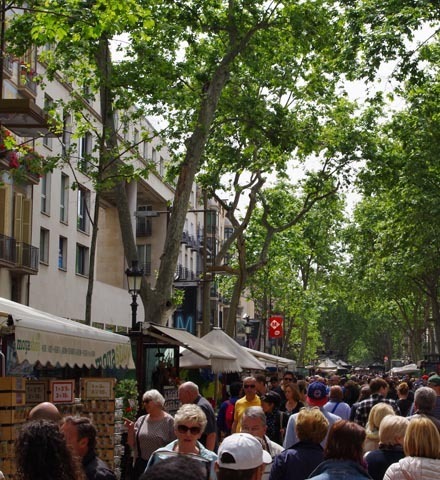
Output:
top-left (0, 42), bottom-right (235, 334)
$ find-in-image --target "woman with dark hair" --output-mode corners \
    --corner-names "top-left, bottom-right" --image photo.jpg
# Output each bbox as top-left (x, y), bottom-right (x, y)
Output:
top-left (308, 420), bottom-right (371, 480)
top-left (15, 420), bottom-right (84, 480)
top-left (349, 385), bottom-right (371, 422)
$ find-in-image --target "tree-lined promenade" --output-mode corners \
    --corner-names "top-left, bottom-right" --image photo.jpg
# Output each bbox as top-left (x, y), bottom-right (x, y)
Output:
top-left (5, 0), bottom-right (440, 365)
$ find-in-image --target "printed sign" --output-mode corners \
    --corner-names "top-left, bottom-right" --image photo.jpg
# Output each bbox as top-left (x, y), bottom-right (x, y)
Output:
top-left (50, 380), bottom-right (75, 404)
top-left (268, 315), bottom-right (283, 339)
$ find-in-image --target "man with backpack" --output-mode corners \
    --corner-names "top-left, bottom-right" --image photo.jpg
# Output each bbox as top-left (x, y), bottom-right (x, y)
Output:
top-left (217, 382), bottom-right (242, 438)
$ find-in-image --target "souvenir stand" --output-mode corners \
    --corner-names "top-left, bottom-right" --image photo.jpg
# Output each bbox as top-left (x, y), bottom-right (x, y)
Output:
top-left (0, 298), bottom-right (135, 480)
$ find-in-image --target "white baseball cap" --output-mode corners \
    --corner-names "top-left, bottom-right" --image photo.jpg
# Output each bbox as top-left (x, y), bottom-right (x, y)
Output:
top-left (217, 433), bottom-right (272, 470)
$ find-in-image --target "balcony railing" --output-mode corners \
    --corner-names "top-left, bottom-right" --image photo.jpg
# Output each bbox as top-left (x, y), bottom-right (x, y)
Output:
top-left (15, 242), bottom-right (39, 273)
top-left (17, 67), bottom-right (37, 97)
top-left (0, 233), bottom-right (16, 266)
top-left (175, 264), bottom-right (198, 281)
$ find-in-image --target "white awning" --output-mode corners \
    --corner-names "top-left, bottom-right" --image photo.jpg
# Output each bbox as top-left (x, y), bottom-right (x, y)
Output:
top-left (144, 324), bottom-right (240, 373)
top-left (242, 346), bottom-right (296, 370)
top-left (0, 297), bottom-right (134, 369)
top-left (179, 328), bottom-right (266, 372)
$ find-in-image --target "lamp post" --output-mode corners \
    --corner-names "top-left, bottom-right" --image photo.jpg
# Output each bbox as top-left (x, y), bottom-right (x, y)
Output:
top-left (125, 260), bottom-right (143, 331)
top-left (243, 314), bottom-right (252, 348)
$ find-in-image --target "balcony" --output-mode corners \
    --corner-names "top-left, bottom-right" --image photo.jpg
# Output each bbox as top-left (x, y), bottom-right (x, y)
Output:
top-left (2, 55), bottom-right (14, 79)
top-left (14, 242), bottom-right (39, 274)
top-left (17, 66), bottom-right (37, 98)
top-left (0, 234), bottom-right (16, 267)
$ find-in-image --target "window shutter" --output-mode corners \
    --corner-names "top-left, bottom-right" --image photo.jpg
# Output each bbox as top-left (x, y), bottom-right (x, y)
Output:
top-left (22, 198), bottom-right (32, 244)
top-left (14, 193), bottom-right (24, 241)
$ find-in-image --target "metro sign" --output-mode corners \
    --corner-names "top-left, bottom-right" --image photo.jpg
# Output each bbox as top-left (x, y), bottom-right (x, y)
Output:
top-left (269, 315), bottom-right (283, 339)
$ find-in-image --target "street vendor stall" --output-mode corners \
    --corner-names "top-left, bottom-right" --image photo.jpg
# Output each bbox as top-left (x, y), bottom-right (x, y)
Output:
top-left (0, 297), bottom-right (135, 479)
top-left (0, 296), bottom-right (135, 372)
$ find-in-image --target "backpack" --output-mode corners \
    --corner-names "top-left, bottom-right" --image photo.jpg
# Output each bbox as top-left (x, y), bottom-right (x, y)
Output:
top-left (224, 400), bottom-right (235, 431)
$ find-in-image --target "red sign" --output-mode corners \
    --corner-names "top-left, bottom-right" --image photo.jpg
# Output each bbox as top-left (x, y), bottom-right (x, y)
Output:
top-left (268, 315), bottom-right (283, 339)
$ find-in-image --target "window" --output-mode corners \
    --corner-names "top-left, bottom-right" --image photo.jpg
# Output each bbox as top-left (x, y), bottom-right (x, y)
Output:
top-left (142, 141), bottom-right (149, 160)
top-left (76, 243), bottom-right (89, 276)
top-left (159, 156), bottom-right (165, 177)
top-left (60, 173), bottom-right (69, 223)
top-left (58, 236), bottom-right (67, 270)
top-left (77, 186), bottom-right (90, 233)
top-left (62, 112), bottom-right (72, 155)
top-left (206, 210), bottom-right (217, 234)
top-left (137, 244), bottom-right (151, 275)
top-left (152, 148), bottom-right (157, 164)
top-left (43, 94), bottom-right (54, 149)
top-left (78, 132), bottom-right (92, 172)
top-left (133, 128), bottom-right (139, 150)
top-left (40, 228), bottom-right (49, 264)
top-left (40, 172), bottom-right (51, 214)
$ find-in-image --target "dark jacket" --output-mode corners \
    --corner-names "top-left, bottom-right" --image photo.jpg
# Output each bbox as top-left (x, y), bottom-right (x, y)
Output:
top-left (365, 445), bottom-right (404, 480)
top-left (83, 450), bottom-right (117, 480)
top-left (269, 441), bottom-right (324, 480)
top-left (308, 459), bottom-right (372, 480)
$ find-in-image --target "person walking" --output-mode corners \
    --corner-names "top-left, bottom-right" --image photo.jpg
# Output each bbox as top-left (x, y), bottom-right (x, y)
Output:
top-left (353, 377), bottom-right (400, 427)
top-left (215, 433), bottom-right (272, 480)
top-left (62, 416), bottom-right (116, 480)
top-left (147, 404), bottom-right (217, 480)
top-left (15, 420), bottom-right (84, 480)
top-left (241, 407), bottom-right (283, 480)
top-left (269, 407), bottom-right (328, 480)
top-left (308, 420), bottom-right (371, 480)
top-left (179, 381), bottom-right (217, 450)
top-left (384, 416), bottom-right (440, 480)
top-left (232, 377), bottom-right (261, 433)
top-left (364, 415), bottom-right (408, 480)
top-left (283, 381), bottom-right (340, 449)
top-left (323, 386), bottom-right (351, 420)
top-left (125, 389), bottom-right (175, 479)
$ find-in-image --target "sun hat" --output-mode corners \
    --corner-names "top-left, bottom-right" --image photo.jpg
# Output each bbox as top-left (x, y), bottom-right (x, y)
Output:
top-left (307, 381), bottom-right (328, 407)
top-left (217, 433), bottom-right (272, 470)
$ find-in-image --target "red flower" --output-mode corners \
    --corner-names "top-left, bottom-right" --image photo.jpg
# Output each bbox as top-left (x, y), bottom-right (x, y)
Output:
top-left (8, 151), bottom-right (19, 168)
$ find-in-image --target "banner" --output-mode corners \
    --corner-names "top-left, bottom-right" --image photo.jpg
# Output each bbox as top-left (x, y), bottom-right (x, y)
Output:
top-left (268, 315), bottom-right (283, 339)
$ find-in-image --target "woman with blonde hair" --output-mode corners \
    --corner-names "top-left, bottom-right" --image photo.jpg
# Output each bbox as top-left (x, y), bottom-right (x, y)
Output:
top-left (363, 402), bottom-right (395, 453)
top-left (147, 404), bottom-right (217, 479)
top-left (269, 407), bottom-right (329, 480)
top-left (384, 416), bottom-right (440, 480)
top-left (364, 415), bottom-right (408, 480)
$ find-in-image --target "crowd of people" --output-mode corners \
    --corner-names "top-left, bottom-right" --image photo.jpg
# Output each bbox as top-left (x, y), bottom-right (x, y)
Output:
top-left (4, 372), bottom-right (440, 480)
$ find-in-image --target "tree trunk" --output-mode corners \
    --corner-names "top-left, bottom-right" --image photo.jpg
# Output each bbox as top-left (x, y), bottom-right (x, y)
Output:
top-left (85, 191), bottom-right (100, 325)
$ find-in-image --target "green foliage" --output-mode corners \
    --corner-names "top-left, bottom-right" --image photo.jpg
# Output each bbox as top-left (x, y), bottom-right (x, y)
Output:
top-left (115, 379), bottom-right (138, 421)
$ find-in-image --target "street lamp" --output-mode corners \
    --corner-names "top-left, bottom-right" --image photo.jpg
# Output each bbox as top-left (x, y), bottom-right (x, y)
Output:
top-left (125, 260), bottom-right (143, 330)
top-left (243, 314), bottom-right (252, 348)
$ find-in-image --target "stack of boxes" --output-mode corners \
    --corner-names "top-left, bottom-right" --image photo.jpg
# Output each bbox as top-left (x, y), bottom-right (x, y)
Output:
top-left (0, 377), bottom-right (28, 478)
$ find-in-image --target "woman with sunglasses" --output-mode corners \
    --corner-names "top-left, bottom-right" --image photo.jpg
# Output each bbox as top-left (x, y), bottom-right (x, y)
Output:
top-left (146, 404), bottom-right (218, 480)
top-left (125, 389), bottom-right (175, 480)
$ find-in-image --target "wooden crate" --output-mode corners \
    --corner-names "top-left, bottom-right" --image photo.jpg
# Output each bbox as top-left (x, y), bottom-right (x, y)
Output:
top-left (0, 377), bottom-right (26, 392)
top-left (0, 408), bottom-right (28, 425)
top-left (0, 391), bottom-right (26, 406)
top-left (0, 425), bottom-right (19, 442)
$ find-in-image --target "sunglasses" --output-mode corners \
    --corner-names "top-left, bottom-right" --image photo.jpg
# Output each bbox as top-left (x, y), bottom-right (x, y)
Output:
top-left (177, 425), bottom-right (201, 435)
top-left (284, 378), bottom-right (293, 381)
top-left (244, 384), bottom-right (256, 389)
top-left (143, 399), bottom-right (150, 404)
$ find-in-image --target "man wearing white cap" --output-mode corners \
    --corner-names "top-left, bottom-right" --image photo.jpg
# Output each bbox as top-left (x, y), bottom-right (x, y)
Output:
top-left (216, 433), bottom-right (272, 480)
